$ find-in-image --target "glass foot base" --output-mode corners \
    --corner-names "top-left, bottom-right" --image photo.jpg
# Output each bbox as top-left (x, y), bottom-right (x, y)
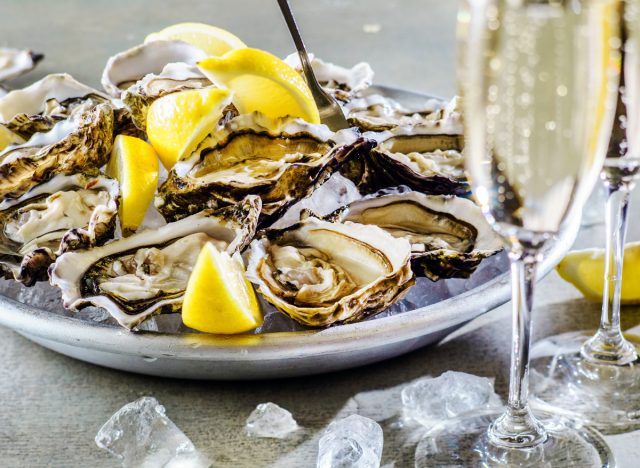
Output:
top-left (530, 331), bottom-right (640, 434)
top-left (415, 409), bottom-right (613, 467)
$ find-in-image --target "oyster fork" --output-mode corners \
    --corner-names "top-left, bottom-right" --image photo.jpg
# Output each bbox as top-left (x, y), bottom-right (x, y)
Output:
top-left (276, 0), bottom-right (350, 131)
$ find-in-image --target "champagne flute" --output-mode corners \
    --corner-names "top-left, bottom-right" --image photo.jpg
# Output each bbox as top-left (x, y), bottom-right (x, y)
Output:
top-left (531, 0), bottom-right (640, 433)
top-left (417, 0), bottom-right (621, 465)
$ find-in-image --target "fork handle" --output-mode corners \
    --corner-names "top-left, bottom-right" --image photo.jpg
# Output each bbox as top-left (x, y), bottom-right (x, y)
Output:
top-left (276, 0), bottom-right (321, 89)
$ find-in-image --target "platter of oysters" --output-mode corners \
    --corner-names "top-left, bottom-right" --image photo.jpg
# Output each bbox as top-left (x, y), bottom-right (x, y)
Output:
top-left (0, 24), bottom-right (576, 378)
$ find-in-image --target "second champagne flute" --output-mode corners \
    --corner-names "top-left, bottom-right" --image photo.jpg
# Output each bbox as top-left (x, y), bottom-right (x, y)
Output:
top-left (416, 0), bottom-right (621, 465)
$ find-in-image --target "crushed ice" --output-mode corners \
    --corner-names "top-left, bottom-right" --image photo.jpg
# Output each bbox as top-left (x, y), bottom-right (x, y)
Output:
top-left (245, 402), bottom-right (299, 439)
top-left (317, 414), bottom-right (383, 468)
top-left (95, 396), bottom-right (210, 468)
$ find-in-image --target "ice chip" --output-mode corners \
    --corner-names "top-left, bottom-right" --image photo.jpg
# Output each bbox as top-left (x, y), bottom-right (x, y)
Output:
top-left (95, 396), bottom-right (209, 468)
top-left (401, 371), bottom-right (502, 427)
top-left (245, 402), bottom-right (299, 438)
top-left (317, 414), bottom-right (383, 468)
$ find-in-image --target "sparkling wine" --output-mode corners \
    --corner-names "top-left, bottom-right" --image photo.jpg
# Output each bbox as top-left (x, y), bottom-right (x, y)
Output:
top-left (465, 0), bottom-right (621, 238)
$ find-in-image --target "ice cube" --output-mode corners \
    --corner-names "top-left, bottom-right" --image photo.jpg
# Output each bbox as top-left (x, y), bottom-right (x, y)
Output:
top-left (401, 371), bottom-right (501, 427)
top-left (95, 396), bottom-right (209, 468)
top-left (245, 402), bottom-right (299, 439)
top-left (317, 414), bottom-right (383, 468)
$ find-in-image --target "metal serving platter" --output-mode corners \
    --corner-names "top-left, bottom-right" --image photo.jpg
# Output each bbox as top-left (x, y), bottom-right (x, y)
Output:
top-left (0, 86), bottom-right (578, 380)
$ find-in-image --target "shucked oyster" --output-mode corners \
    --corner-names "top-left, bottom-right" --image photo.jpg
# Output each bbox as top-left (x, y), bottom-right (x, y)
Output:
top-left (50, 196), bottom-right (261, 329)
top-left (0, 73), bottom-right (109, 138)
top-left (246, 216), bottom-right (414, 327)
top-left (101, 40), bottom-right (208, 97)
top-left (330, 189), bottom-right (502, 281)
top-left (0, 173), bottom-right (119, 285)
top-left (157, 112), bottom-right (373, 225)
top-left (0, 47), bottom-right (44, 83)
top-left (284, 53), bottom-right (374, 103)
top-left (0, 102), bottom-right (115, 202)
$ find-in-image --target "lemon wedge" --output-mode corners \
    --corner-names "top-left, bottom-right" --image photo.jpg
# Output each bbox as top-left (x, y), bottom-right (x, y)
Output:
top-left (556, 242), bottom-right (640, 304)
top-left (146, 87), bottom-right (233, 170)
top-left (145, 22), bottom-right (247, 57)
top-left (198, 48), bottom-right (320, 123)
top-left (182, 243), bottom-right (262, 334)
top-left (0, 125), bottom-right (25, 152)
top-left (106, 135), bottom-right (159, 235)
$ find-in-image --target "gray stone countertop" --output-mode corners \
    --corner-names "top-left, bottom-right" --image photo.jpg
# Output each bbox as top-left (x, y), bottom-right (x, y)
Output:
top-left (1, 0), bottom-right (639, 466)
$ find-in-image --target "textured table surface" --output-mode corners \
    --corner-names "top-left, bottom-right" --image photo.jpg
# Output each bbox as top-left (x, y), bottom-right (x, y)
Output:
top-left (1, 1), bottom-right (639, 466)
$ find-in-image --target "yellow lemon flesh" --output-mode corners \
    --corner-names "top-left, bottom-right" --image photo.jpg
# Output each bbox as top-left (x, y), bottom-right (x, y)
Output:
top-left (0, 125), bottom-right (25, 152)
top-left (146, 87), bottom-right (232, 170)
top-left (198, 48), bottom-right (320, 124)
top-left (556, 241), bottom-right (640, 305)
top-left (106, 135), bottom-right (159, 236)
top-left (145, 22), bottom-right (246, 57)
top-left (182, 243), bottom-right (262, 334)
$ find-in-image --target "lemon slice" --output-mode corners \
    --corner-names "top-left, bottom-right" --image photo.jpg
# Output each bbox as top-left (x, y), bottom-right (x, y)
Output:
top-left (106, 135), bottom-right (159, 235)
top-left (556, 242), bottom-right (640, 304)
top-left (0, 125), bottom-right (25, 152)
top-left (145, 22), bottom-right (247, 57)
top-left (198, 48), bottom-right (320, 123)
top-left (146, 87), bottom-right (233, 170)
top-left (182, 244), bottom-right (262, 334)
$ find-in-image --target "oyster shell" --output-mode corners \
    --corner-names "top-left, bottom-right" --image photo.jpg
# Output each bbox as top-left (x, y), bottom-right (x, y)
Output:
top-left (246, 216), bottom-right (414, 327)
top-left (0, 173), bottom-right (119, 285)
top-left (331, 189), bottom-right (502, 281)
top-left (101, 40), bottom-right (208, 97)
top-left (0, 47), bottom-right (44, 82)
top-left (284, 53), bottom-right (374, 102)
top-left (0, 102), bottom-right (115, 201)
top-left (122, 62), bottom-right (212, 130)
top-left (50, 196), bottom-right (261, 329)
top-left (157, 112), bottom-right (373, 225)
top-left (0, 73), bottom-right (109, 138)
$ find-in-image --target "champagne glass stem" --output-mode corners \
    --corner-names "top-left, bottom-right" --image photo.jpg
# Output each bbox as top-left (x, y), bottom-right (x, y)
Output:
top-left (488, 248), bottom-right (546, 448)
top-left (581, 181), bottom-right (638, 365)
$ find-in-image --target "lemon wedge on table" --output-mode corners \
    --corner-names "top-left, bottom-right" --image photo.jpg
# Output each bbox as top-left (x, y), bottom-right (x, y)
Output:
top-left (106, 135), bottom-right (159, 236)
top-left (145, 22), bottom-right (247, 56)
top-left (198, 48), bottom-right (320, 123)
top-left (146, 87), bottom-right (233, 170)
top-left (182, 244), bottom-right (263, 334)
top-left (556, 242), bottom-right (640, 305)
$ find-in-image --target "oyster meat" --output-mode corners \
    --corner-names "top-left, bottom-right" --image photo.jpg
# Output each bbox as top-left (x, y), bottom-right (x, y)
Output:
top-left (101, 40), bottom-right (209, 97)
top-left (0, 73), bottom-right (110, 138)
top-left (331, 189), bottom-right (502, 281)
top-left (50, 196), bottom-right (261, 329)
top-left (246, 216), bottom-right (414, 327)
top-left (0, 173), bottom-right (119, 285)
top-left (0, 47), bottom-right (43, 82)
top-left (284, 53), bottom-right (374, 102)
top-left (157, 112), bottom-right (373, 225)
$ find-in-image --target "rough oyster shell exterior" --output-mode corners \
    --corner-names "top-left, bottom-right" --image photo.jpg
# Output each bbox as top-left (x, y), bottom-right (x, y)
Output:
top-left (49, 196), bottom-right (261, 329)
top-left (246, 216), bottom-right (414, 327)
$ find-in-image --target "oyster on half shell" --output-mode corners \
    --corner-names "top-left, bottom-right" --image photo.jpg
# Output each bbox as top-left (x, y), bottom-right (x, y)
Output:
top-left (0, 173), bottom-right (119, 285)
top-left (246, 216), bottom-right (414, 327)
top-left (50, 196), bottom-right (261, 329)
top-left (330, 190), bottom-right (502, 281)
top-left (0, 47), bottom-right (44, 82)
top-left (157, 112), bottom-right (373, 225)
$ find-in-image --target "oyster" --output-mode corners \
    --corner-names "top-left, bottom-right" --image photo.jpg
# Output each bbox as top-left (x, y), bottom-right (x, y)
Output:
top-left (0, 74), bottom-right (110, 139)
top-left (157, 112), bottom-right (373, 225)
top-left (50, 196), bottom-right (261, 329)
top-left (122, 62), bottom-right (212, 130)
top-left (344, 93), bottom-right (446, 132)
top-left (0, 173), bottom-right (119, 285)
top-left (284, 53), bottom-right (374, 102)
top-left (330, 190), bottom-right (502, 280)
top-left (0, 102), bottom-right (115, 201)
top-left (0, 47), bottom-right (44, 82)
top-left (246, 216), bottom-right (414, 327)
top-left (101, 40), bottom-right (208, 97)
